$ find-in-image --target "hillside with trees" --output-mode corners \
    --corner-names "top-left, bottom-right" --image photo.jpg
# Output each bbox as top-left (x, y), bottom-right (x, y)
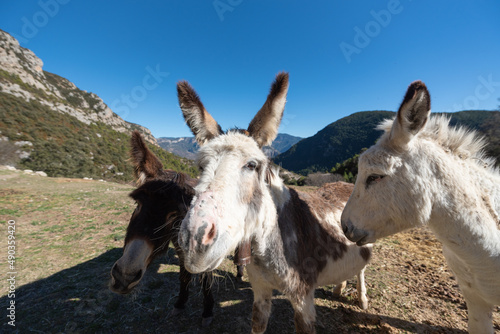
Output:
top-left (275, 110), bottom-right (500, 178)
top-left (0, 92), bottom-right (197, 181)
top-left (274, 111), bottom-right (395, 175)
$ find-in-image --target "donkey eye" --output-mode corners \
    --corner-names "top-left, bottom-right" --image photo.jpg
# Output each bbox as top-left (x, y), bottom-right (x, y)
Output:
top-left (244, 161), bottom-right (257, 171)
top-left (366, 174), bottom-right (385, 187)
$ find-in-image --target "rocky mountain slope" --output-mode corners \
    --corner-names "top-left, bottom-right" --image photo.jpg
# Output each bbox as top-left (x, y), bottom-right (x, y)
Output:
top-left (0, 29), bottom-right (197, 181)
top-left (0, 29), bottom-right (156, 144)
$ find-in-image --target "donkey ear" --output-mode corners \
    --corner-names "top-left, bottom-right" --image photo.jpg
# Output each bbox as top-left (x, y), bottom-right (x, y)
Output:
top-left (130, 131), bottom-right (164, 185)
top-left (177, 81), bottom-right (222, 145)
top-left (389, 80), bottom-right (431, 149)
top-left (247, 72), bottom-right (289, 147)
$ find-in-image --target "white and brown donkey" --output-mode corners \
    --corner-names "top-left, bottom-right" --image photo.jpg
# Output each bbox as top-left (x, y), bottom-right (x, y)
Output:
top-left (176, 73), bottom-right (372, 333)
top-left (341, 81), bottom-right (500, 333)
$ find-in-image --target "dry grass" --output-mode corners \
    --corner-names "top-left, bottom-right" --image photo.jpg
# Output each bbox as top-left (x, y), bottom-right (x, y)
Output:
top-left (0, 169), bottom-right (498, 333)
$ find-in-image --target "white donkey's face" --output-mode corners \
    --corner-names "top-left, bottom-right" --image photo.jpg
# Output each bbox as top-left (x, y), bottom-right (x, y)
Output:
top-left (341, 81), bottom-right (433, 245)
top-left (177, 73), bottom-right (289, 273)
top-left (180, 133), bottom-right (268, 272)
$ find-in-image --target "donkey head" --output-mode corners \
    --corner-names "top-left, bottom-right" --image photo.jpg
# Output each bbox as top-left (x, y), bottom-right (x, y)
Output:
top-left (177, 73), bottom-right (289, 273)
top-left (110, 131), bottom-right (195, 293)
top-left (341, 81), bottom-right (432, 245)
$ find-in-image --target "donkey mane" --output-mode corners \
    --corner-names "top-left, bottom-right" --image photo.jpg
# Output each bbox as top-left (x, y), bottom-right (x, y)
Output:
top-left (161, 169), bottom-right (197, 190)
top-left (378, 115), bottom-right (498, 171)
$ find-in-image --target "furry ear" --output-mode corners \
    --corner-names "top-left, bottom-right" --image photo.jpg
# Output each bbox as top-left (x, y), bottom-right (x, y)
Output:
top-left (177, 81), bottom-right (222, 145)
top-left (389, 80), bottom-right (431, 149)
top-left (247, 72), bottom-right (289, 147)
top-left (130, 131), bottom-right (164, 185)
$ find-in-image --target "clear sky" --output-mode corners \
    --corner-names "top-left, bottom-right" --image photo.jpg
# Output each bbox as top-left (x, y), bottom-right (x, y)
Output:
top-left (1, 1), bottom-right (499, 138)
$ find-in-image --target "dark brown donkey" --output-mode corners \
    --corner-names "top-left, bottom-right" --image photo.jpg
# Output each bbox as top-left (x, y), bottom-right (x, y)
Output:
top-left (110, 131), bottom-right (225, 326)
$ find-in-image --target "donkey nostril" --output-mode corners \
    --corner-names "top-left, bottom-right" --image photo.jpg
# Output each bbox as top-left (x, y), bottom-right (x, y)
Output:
top-left (207, 223), bottom-right (216, 240)
top-left (341, 220), bottom-right (349, 234)
top-left (111, 263), bottom-right (121, 277)
top-left (132, 270), bottom-right (143, 283)
top-left (342, 224), bottom-right (348, 234)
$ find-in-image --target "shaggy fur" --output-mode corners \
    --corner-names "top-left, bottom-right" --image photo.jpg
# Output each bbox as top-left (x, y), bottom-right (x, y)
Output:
top-left (379, 115), bottom-right (497, 172)
top-left (177, 73), bottom-right (371, 334)
top-left (341, 81), bottom-right (500, 334)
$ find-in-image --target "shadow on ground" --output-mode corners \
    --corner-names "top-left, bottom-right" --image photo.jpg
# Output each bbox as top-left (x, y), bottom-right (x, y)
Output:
top-left (1, 248), bottom-right (468, 334)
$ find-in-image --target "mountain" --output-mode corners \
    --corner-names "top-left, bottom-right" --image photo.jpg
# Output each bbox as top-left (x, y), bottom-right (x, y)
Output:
top-left (274, 110), bottom-right (500, 175)
top-left (158, 133), bottom-right (302, 159)
top-left (274, 111), bottom-right (395, 174)
top-left (0, 29), bottom-right (156, 144)
top-left (263, 133), bottom-right (303, 157)
top-left (157, 137), bottom-right (198, 160)
top-left (0, 29), bottom-right (197, 181)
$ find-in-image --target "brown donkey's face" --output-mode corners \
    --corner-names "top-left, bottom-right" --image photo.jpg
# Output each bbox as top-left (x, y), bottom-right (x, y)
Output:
top-left (110, 131), bottom-right (194, 294)
top-left (177, 73), bottom-right (289, 273)
top-left (110, 179), bottom-right (191, 294)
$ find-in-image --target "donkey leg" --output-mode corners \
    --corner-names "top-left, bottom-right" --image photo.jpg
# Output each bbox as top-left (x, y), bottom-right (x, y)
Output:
top-left (356, 267), bottom-right (368, 310)
top-left (465, 299), bottom-right (494, 334)
top-left (172, 261), bottom-right (191, 315)
top-left (200, 272), bottom-right (215, 327)
top-left (250, 286), bottom-right (273, 334)
top-left (443, 247), bottom-right (494, 333)
top-left (291, 290), bottom-right (316, 334)
top-left (332, 281), bottom-right (347, 297)
top-left (460, 287), bottom-right (494, 334)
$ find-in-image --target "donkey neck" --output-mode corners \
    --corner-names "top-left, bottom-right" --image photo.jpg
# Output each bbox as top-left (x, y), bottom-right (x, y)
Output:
top-left (250, 177), bottom-right (289, 255)
top-left (427, 152), bottom-right (500, 264)
top-left (250, 178), bottom-right (351, 290)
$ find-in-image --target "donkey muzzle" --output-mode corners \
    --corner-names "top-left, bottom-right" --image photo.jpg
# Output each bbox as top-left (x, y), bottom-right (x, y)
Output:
top-left (341, 219), bottom-right (370, 246)
top-left (181, 191), bottom-right (220, 254)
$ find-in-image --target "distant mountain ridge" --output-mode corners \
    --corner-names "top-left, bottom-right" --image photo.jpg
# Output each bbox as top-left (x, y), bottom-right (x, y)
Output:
top-left (274, 110), bottom-right (500, 175)
top-left (158, 133), bottom-right (302, 159)
top-left (157, 137), bottom-right (198, 160)
top-left (274, 111), bottom-right (395, 174)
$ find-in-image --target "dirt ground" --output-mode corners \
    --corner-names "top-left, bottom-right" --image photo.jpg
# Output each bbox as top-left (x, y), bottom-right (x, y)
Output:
top-left (0, 168), bottom-right (498, 333)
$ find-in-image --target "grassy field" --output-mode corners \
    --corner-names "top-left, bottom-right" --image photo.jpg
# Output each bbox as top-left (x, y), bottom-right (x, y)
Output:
top-left (0, 168), bottom-right (498, 333)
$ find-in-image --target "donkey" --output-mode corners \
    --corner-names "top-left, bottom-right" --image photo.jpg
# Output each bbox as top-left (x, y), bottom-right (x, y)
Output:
top-left (176, 72), bottom-right (372, 334)
top-left (109, 131), bottom-right (216, 326)
top-left (341, 81), bottom-right (500, 333)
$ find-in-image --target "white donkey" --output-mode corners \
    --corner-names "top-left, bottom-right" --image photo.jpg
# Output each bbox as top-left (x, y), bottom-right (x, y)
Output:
top-left (176, 73), bottom-right (372, 334)
top-left (341, 81), bottom-right (500, 333)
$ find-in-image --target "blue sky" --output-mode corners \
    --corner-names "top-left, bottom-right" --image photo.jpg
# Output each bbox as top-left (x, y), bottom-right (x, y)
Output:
top-left (1, 1), bottom-right (499, 138)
